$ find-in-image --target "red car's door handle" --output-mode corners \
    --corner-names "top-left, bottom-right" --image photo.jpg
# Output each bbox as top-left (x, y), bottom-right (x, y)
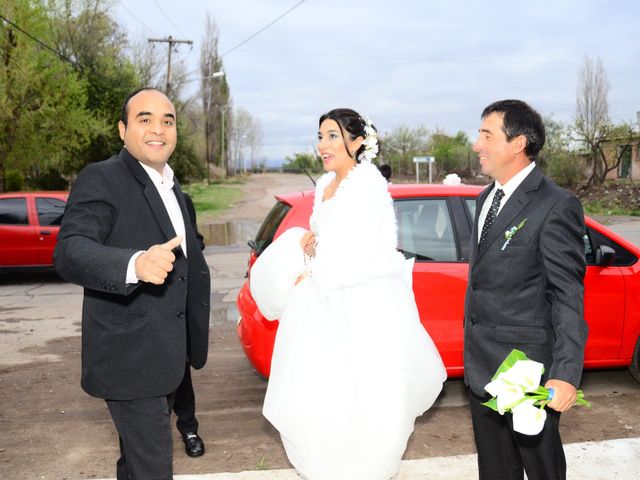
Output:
top-left (39, 230), bottom-right (52, 236)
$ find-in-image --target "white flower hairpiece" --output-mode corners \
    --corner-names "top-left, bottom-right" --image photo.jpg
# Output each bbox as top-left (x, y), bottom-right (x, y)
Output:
top-left (358, 117), bottom-right (379, 163)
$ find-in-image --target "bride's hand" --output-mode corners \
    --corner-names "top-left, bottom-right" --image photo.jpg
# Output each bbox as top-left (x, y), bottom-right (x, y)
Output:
top-left (294, 271), bottom-right (308, 285)
top-left (300, 231), bottom-right (316, 257)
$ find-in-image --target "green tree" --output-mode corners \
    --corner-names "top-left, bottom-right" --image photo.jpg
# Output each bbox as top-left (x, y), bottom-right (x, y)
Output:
top-left (200, 14), bottom-right (231, 180)
top-left (171, 99), bottom-right (205, 183)
top-left (0, 0), bottom-right (96, 191)
top-left (381, 125), bottom-right (430, 176)
top-left (283, 152), bottom-right (322, 174)
top-left (47, 0), bottom-right (140, 172)
top-left (429, 130), bottom-right (475, 178)
top-left (540, 115), bottom-right (583, 187)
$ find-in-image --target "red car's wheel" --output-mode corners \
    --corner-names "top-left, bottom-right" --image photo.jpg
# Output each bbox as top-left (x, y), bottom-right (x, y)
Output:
top-left (630, 337), bottom-right (640, 384)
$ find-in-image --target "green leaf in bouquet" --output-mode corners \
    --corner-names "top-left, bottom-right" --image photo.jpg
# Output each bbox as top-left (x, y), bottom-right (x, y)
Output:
top-left (490, 349), bottom-right (528, 381)
top-left (482, 397), bottom-right (499, 412)
top-left (576, 390), bottom-right (591, 408)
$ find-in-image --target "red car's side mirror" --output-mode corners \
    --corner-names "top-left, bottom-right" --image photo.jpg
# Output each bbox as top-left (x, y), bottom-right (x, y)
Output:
top-left (595, 245), bottom-right (615, 267)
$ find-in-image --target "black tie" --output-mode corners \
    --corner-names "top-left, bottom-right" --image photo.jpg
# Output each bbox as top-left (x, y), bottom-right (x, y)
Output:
top-left (479, 189), bottom-right (504, 249)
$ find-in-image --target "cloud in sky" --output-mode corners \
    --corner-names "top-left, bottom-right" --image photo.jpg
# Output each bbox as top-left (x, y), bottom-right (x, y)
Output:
top-left (115, 0), bottom-right (640, 162)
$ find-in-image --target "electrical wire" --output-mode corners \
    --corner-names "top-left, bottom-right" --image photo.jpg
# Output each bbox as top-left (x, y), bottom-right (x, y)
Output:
top-left (151, 0), bottom-right (188, 39)
top-left (220, 0), bottom-right (308, 58)
top-left (0, 13), bottom-right (121, 83)
top-left (0, 13), bottom-right (83, 71)
top-left (232, 48), bottom-right (621, 66)
top-left (117, 1), bottom-right (160, 36)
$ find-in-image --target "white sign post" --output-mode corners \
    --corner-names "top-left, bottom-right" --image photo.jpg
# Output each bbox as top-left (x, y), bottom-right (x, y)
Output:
top-left (413, 156), bottom-right (435, 183)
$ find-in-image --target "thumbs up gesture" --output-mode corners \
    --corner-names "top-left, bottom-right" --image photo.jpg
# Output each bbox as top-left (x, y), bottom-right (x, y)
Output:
top-left (135, 236), bottom-right (183, 285)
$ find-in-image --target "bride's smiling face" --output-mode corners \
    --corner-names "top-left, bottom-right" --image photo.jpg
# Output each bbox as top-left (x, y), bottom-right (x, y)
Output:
top-left (316, 119), bottom-right (362, 177)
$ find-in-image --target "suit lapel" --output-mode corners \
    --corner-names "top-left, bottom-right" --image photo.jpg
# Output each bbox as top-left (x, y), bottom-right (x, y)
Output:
top-left (121, 149), bottom-right (178, 243)
top-left (475, 167), bottom-right (543, 263)
top-left (173, 179), bottom-right (199, 258)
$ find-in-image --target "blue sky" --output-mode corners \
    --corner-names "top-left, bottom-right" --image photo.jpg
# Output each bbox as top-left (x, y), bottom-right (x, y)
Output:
top-left (113, 0), bottom-right (640, 163)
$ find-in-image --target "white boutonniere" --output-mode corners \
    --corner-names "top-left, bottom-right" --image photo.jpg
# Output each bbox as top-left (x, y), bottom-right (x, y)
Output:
top-left (501, 218), bottom-right (527, 251)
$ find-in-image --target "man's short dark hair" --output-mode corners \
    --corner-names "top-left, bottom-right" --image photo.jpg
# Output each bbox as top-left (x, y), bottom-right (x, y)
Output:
top-left (481, 99), bottom-right (545, 160)
top-left (119, 87), bottom-right (163, 126)
top-left (378, 164), bottom-right (392, 181)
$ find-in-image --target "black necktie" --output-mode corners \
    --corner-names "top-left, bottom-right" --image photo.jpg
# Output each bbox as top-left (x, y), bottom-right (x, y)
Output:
top-left (479, 189), bottom-right (504, 249)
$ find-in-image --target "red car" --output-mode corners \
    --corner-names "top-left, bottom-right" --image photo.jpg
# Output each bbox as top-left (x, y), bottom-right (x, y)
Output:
top-left (237, 184), bottom-right (640, 382)
top-left (0, 192), bottom-right (68, 269)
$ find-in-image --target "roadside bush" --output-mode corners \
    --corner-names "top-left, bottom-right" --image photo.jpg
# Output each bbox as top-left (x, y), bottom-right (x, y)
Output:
top-left (27, 168), bottom-right (69, 191)
top-left (547, 154), bottom-right (584, 187)
top-left (5, 170), bottom-right (25, 191)
top-left (283, 152), bottom-right (323, 173)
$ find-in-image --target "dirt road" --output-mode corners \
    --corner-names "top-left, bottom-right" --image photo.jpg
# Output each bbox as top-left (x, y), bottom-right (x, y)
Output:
top-left (1, 173), bottom-right (639, 480)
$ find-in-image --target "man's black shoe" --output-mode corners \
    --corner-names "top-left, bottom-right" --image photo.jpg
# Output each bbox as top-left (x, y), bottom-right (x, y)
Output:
top-left (182, 432), bottom-right (205, 457)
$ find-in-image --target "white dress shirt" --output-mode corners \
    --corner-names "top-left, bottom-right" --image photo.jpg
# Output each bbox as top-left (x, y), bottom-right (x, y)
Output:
top-left (477, 162), bottom-right (536, 243)
top-left (126, 162), bottom-right (187, 283)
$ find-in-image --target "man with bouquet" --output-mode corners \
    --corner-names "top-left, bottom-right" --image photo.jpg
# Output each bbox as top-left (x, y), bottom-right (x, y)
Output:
top-left (464, 99), bottom-right (588, 480)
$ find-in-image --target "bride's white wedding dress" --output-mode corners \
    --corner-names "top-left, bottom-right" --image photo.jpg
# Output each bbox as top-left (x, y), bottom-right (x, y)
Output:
top-left (262, 163), bottom-right (446, 480)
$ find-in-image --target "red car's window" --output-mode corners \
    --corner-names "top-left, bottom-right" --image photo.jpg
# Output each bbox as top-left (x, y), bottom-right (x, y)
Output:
top-left (465, 198), bottom-right (476, 220)
top-left (395, 198), bottom-right (457, 262)
top-left (587, 227), bottom-right (637, 267)
top-left (36, 197), bottom-right (66, 226)
top-left (254, 201), bottom-right (291, 255)
top-left (0, 198), bottom-right (28, 225)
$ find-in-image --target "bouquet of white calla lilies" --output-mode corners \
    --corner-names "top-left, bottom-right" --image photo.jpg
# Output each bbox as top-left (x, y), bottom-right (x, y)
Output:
top-left (483, 349), bottom-right (590, 435)
top-left (511, 399), bottom-right (548, 435)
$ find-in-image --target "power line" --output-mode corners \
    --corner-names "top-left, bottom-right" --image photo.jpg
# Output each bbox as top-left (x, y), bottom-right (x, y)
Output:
top-left (117, 1), bottom-right (160, 36)
top-left (220, 0), bottom-right (308, 58)
top-left (0, 13), bottom-right (122, 84)
top-left (0, 13), bottom-right (83, 71)
top-left (151, 0), bottom-right (188, 38)
top-left (226, 48), bottom-right (636, 66)
top-left (179, 0), bottom-right (309, 81)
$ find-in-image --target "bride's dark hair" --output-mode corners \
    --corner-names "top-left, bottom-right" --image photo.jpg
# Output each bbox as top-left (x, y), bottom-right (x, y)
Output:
top-left (319, 108), bottom-right (380, 163)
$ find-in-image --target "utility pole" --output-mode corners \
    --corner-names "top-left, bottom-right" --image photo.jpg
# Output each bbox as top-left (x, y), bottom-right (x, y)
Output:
top-left (148, 36), bottom-right (193, 96)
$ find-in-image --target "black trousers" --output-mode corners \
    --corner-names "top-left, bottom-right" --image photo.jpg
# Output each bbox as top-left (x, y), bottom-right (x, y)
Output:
top-left (173, 362), bottom-right (199, 436)
top-left (106, 392), bottom-right (176, 480)
top-left (468, 389), bottom-right (566, 480)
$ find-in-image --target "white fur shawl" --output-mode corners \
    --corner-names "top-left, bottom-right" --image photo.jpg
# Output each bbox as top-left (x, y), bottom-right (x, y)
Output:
top-left (309, 163), bottom-right (406, 291)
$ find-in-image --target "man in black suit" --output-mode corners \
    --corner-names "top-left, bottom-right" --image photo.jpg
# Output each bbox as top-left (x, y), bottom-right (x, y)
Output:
top-left (464, 100), bottom-right (587, 480)
top-left (55, 87), bottom-right (211, 479)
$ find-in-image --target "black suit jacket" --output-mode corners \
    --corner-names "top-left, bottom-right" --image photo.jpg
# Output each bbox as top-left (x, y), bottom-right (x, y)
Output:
top-left (464, 166), bottom-right (588, 396)
top-left (55, 149), bottom-right (211, 401)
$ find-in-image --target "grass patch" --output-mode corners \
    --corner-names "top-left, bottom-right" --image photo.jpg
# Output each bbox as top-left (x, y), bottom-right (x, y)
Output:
top-left (577, 180), bottom-right (640, 217)
top-left (183, 182), bottom-right (244, 218)
top-left (583, 201), bottom-right (640, 217)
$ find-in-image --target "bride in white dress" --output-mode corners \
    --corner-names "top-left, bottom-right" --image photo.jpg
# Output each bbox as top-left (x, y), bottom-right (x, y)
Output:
top-left (260, 108), bottom-right (446, 480)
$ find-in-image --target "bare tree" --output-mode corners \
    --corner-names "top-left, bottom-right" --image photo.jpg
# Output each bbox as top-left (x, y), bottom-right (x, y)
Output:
top-left (131, 40), bottom-right (163, 88)
top-left (199, 14), bottom-right (230, 179)
top-left (382, 125), bottom-right (430, 175)
top-left (574, 56), bottom-right (636, 185)
top-left (229, 107), bottom-right (263, 173)
top-left (248, 118), bottom-right (264, 171)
